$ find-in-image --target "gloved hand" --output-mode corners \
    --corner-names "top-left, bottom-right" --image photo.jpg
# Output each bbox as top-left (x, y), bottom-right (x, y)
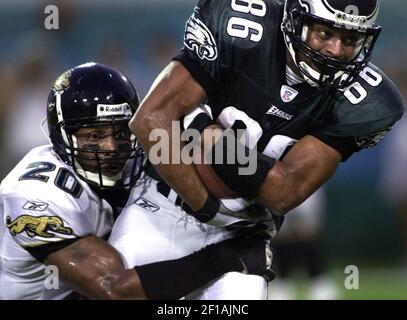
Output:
top-left (219, 234), bottom-right (276, 282)
top-left (210, 197), bottom-right (269, 227)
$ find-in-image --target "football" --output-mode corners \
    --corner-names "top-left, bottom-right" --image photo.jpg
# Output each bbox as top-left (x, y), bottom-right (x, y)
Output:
top-left (193, 120), bottom-right (239, 199)
top-left (195, 160), bottom-right (239, 199)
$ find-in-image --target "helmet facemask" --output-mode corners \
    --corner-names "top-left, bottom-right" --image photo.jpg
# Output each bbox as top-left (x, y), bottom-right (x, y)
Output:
top-left (51, 118), bottom-right (144, 190)
top-left (47, 62), bottom-right (144, 190)
top-left (282, 5), bottom-right (382, 89)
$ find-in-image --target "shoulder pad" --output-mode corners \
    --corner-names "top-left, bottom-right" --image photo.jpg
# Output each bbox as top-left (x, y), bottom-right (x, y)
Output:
top-left (320, 64), bottom-right (405, 138)
top-left (0, 148), bottom-right (95, 248)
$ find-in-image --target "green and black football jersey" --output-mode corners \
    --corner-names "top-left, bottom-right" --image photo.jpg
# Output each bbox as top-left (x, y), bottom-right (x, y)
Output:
top-left (174, 0), bottom-right (405, 161)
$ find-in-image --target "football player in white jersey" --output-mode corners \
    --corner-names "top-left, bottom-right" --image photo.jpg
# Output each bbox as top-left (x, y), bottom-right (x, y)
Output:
top-left (108, 109), bottom-right (280, 300)
top-left (0, 62), bottom-right (274, 300)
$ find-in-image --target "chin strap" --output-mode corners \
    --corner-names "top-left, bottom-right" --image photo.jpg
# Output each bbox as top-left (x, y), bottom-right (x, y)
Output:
top-left (75, 162), bottom-right (122, 187)
top-left (40, 118), bottom-right (52, 144)
top-left (299, 60), bottom-right (349, 88)
top-left (283, 20), bottom-right (317, 87)
top-left (298, 60), bottom-right (327, 87)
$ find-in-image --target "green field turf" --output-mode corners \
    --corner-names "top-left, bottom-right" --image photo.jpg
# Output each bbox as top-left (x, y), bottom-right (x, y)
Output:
top-left (268, 267), bottom-right (407, 300)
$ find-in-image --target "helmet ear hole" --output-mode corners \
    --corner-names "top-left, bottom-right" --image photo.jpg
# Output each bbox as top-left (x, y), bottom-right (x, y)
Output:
top-left (284, 17), bottom-right (293, 32)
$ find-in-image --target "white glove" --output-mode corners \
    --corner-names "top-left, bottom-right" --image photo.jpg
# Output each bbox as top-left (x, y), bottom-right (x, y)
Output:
top-left (207, 197), bottom-right (268, 227)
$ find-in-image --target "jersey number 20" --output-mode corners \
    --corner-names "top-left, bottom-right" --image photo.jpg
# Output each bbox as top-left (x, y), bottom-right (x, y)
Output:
top-left (19, 162), bottom-right (83, 198)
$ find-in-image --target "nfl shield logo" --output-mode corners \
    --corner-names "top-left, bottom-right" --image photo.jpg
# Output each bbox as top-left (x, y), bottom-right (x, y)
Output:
top-left (280, 85), bottom-right (299, 103)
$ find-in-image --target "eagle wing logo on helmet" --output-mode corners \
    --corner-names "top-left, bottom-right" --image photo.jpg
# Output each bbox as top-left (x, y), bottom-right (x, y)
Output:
top-left (53, 70), bottom-right (72, 91)
top-left (184, 15), bottom-right (218, 61)
top-left (6, 215), bottom-right (74, 238)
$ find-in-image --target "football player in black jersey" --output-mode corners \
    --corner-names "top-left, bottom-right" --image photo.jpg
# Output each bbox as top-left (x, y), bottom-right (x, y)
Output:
top-left (130, 0), bottom-right (404, 223)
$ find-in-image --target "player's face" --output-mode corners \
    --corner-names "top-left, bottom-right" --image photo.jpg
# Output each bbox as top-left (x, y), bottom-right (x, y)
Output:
top-left (301, 22), bottom-right (365, 67)
top-left (306, 22), bottom-right (363, 60)
top-left (74, 124), bottom-right (132, 177)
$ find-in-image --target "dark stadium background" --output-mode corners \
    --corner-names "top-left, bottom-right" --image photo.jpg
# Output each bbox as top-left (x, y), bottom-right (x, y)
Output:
top-left (0, 0), bottom-right (406, 299)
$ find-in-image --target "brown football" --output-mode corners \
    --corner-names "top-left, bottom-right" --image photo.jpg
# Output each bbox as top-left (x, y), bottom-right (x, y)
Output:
top-left (193, 120), bottom-right (239, 198)
top-left (195, 161), bottom-right (239, 198)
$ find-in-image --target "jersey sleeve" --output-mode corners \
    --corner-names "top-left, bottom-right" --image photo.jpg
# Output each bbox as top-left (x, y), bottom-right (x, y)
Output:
top-left (311, 65), bottom-right (405, 161)
top-left (2, 176), bottom-right (93, 261)
top-left (173, 0), bottom-right (235, 95)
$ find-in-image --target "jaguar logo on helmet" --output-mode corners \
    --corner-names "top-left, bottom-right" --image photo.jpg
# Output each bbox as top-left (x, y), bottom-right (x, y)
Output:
top-left (53, 69), bottom-right (72, 92)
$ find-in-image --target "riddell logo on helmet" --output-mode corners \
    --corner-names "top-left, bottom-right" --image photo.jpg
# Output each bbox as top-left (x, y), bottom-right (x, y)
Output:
top-left (97, 103), bottom-right (132, 117)
top-left (336, 6), bottom-right (368, 31)
top-left (336, 13), bottom-right (367, 30)
top-left (106, 106), bottom-right (123, 112)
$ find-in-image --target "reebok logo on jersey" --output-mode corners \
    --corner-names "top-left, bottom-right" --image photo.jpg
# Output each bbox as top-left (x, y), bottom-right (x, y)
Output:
top-left (23, 201), bottom-right (49, 212)
top-left (280, 85), bottom-right (299, 103)
top-left (266, 105), bottom-right (294, 121)
top-left (135, 197), bottom-right (160, 213)
top-left (184, 15), bottom-right (218, 61)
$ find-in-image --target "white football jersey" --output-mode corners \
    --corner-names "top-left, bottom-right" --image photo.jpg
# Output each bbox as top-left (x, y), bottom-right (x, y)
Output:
top-left (0, 145), bottom-right (115, 300)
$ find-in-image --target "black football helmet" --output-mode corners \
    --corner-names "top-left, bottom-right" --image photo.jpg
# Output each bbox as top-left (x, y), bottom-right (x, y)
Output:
top-left (47, 62), bottom-right (144, 189)
top-left (281, 0), bottom-right (382, 89)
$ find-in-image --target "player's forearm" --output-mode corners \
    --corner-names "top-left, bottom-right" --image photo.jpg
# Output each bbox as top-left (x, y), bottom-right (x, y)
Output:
top-left (131, 62), bottom-right (209, 210)
top-left (44, 236), bottom-right (147, 300)
top-left (133, 110), bottom-right (209, 210)
top-left (256, 136), bottom-right (340, 214)
top-left (63, 259), bottom-right (146, 300)
top-left (256, 161), bottom-right (310, 215)
top-left (66, 269), bottom-right (146, 300)
top-left (92, 269), bottom-right (147, 300)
